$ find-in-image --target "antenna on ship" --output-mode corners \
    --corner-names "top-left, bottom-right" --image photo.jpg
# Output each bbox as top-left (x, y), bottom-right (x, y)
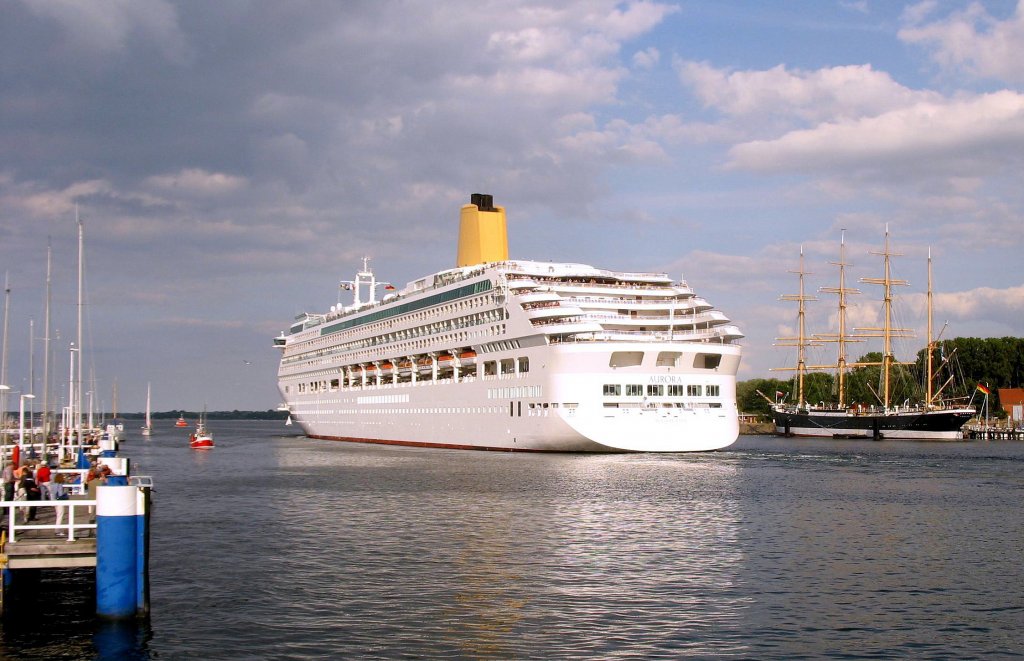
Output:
top-left (339, 257), bottom-right (393, 308)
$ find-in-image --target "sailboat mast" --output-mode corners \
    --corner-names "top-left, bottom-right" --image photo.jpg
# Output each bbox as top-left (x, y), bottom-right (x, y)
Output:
top-left (1, 272), bottom-right (9, 443)
top-left (75, 211), bottom-right (84, 449)
top-left (29, 318), bottom-right (34, 432)
top-left (43, 240), bottom-right (52, 437)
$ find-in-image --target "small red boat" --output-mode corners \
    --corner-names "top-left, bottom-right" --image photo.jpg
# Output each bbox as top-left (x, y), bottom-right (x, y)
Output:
top-left (175, 416), bottom-right (188, 427)
top-left (189, 421), bottom-right (214, 449)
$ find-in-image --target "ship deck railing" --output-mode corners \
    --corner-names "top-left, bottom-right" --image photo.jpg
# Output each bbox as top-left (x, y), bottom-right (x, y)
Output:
top-left (500, 260), bottom-right (676, 283)
top-left (547, 326), bottom-right (742, 342)
top-left (561, 295), bottom-right (701, 305)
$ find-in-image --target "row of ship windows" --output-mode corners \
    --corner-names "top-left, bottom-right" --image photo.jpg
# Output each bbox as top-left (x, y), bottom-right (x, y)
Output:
top-left (604, 384), bottom-right (722, 397)
top-left (282, 308), bottom-right (506, 367)
top-left (288, 355), bottom-right (532, 394)
top-left (288, 295), bottom-right (502, 364)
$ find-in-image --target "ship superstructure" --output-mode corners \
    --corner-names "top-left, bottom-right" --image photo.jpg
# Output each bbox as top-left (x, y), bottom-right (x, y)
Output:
top-left (275, 194), bottom-right (744, 452)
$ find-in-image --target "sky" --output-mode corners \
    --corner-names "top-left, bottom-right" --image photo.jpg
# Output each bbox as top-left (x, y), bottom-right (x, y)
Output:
top-left (1, 0), bottom-right (1023, 414)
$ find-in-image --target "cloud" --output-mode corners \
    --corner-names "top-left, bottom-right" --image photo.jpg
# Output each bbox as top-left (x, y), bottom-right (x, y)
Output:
top-left (935, 282), bottom-right (1024, 326)
top-left (899, 0), bottom-right (1024, 83)
top-left (144, 169), bottom-right (248, 196)
top-left (17, 0), bottom-right (191, 63)
top-left (2, 179), bottom-right (168, 220)
top-left (676, 61), bottom-right (936, 125)
top-left (632, 46), bottom-right (660, 69)
top-left (595, 0), bottom-right (679, 41)
top-left (840, 1), bottom-right (870, 14)
top-left (726, 90), bottom-right (1024, 174)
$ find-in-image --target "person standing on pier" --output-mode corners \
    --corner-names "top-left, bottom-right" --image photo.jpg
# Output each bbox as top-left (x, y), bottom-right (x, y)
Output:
top-left (17, 467), bottom-right (41, 523)
top-left (51, 472), bottom-right (68, 535)
top-left (36, 461), bottom-right (52, 500)
top-left (1, 462), bottom-right (14, 501)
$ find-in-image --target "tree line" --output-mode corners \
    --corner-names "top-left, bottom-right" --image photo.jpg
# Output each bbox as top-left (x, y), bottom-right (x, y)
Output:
top-left (739, 336), bottom-right (1023, 417)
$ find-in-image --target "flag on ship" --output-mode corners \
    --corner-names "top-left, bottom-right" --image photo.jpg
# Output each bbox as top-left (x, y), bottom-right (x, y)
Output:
top-left (977, 383), bottom-right (991, 395)
top-left (385, 284), bottom-right (395, 290)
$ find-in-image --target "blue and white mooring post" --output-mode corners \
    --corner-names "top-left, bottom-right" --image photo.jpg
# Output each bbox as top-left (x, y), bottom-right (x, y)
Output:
top-left (96, 482), bottom-right (151, 618)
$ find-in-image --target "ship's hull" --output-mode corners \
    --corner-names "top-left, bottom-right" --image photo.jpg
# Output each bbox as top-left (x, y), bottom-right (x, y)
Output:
top-left (772, 407), bottom-right (974, 440)
top-left (285, 342), bottom-right (741, 453)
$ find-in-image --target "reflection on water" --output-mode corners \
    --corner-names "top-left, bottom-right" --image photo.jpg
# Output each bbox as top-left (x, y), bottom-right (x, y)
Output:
top-left (94, 620), bottom-right (152, 661)
top-left (2, 425), bottom-right (1022, 659)
top-left (263, 443), bottom-right (751, 657)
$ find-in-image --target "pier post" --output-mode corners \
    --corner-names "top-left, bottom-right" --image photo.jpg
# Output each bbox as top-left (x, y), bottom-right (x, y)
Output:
top-left (96, 484), bottom-right (142, 618)
top-left (136, 484), bottom-right (151, 616)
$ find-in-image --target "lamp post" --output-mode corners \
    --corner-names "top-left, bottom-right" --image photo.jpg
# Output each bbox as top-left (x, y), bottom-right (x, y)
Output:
top-left (1, 384), bottom-right (9, 468)
top-left (20, 392), bottom-right (36, 454)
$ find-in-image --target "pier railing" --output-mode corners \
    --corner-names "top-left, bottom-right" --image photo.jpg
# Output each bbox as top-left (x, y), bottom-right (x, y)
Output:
top-left (1, 477), bottom-right (152, 543)
top-left (1, 499), bottom-right (97, 542)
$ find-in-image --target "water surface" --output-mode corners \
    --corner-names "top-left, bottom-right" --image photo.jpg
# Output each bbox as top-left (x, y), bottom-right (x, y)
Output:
top-left (2, 424), bottom-right (1021, 659)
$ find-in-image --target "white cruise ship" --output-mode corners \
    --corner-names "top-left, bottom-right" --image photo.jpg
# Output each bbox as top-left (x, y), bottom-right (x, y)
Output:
top-left (275, 194), bottom-right (744, 452)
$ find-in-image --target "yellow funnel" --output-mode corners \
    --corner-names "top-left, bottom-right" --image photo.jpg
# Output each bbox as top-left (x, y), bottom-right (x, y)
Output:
top-left (457, 193), bottom-right (508, 267)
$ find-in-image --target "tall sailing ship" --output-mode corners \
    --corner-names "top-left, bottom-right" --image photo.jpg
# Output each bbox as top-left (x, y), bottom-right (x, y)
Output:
top-left (275, 194), bottom-right (744, 452)
top-left (770, 229), bottom-right (975, 440)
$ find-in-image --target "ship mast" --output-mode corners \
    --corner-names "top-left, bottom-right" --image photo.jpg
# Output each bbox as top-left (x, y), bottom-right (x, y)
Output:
top-left (774, 246), bottom-right (817, 408)
top-left (926, 247), bottom-right (934, 409)
top-left (816, 230), bottom-right (861, 408)
top-left (858, 226), bottom-right (912, 411)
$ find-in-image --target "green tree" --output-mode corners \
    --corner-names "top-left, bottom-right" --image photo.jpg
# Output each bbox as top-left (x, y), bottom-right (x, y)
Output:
top-left (736, 378), bottom-right (792, 415)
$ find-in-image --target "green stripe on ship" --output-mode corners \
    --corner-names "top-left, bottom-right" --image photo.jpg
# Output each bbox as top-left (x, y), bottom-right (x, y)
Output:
top-left (319, 280), bottom-right (492, 336)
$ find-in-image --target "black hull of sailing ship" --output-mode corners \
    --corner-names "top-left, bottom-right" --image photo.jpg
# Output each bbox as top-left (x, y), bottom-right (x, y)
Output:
top-left (772, 408), bottom-right (974, 440)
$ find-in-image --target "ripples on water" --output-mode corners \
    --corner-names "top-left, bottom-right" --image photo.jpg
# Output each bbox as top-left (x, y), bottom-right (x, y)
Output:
top-left (2, 424), bottom-right (1022, 659)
